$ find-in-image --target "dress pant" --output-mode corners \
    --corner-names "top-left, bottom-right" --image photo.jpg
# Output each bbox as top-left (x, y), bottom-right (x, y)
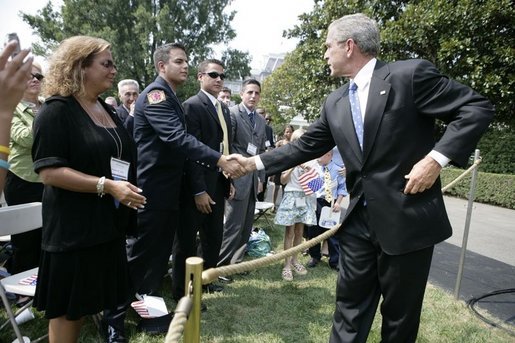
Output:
top-left (3, 171), bottom-right (43, 273)
top-left (127, 208), bottom-right (178, 296)
top-left (330, 202), bottom-right (434, 343)
top-left (308, 198), bottom-right (340, 267)
top-left (172, 174), bottom-right (226, 300)
top-left (218, 186), bottom-right (256, 266)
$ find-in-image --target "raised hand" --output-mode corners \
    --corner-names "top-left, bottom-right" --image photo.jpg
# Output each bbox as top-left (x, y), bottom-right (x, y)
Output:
top-left (0, 41), bottom-right (33, 114)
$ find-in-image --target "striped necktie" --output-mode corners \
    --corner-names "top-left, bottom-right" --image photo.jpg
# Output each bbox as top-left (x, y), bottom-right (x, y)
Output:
top-left (248, 111), bottom-right (255, 128)
top-left (323, 166), bottom-right (333, 204)
top-left (349, 81), bottom-right (363, 150)
top-left (216, 100), bottom-right (230, 156)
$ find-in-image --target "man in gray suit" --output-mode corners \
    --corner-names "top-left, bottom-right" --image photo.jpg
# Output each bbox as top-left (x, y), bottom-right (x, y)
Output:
top-left (233, 13), bottom-right (493, 342)
top-left (217, 79), bottom-right (267, 274)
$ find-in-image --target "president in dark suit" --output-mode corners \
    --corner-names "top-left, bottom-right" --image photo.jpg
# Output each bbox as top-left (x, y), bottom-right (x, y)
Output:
top-left (236, 13), bottom-right (494, 343)
top-left (172, 59), bottom-right (234, 301)
top-left (105, 43), bottom-right (245, 337)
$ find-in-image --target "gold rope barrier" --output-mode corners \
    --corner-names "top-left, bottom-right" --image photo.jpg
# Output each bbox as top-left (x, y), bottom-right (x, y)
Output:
top-left (166, 155), bottom-right (483, 342)
top-left (202, 223), bottom-right (340, 285)
top-left (441, 157), bottom-right (482, 193)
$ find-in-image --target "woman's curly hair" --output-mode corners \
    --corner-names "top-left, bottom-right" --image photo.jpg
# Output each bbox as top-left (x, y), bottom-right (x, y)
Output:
top-left (43, 36), bottom-right (111, 97)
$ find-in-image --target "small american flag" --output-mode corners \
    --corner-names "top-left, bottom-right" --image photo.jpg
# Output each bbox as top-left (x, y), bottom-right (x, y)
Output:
top-left (19, 274), bottom-right (38, 286)
top-left (131, 300), bottom-right (151, 318)
top-left (299, 167), bottom-right (323, 195)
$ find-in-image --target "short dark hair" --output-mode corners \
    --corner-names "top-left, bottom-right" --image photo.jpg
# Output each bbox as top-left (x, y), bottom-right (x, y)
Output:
top-left (221, 86), bottom-right (231, 94)
top-left (198, 59), bottom-right (224, 73)
top-left (153, 42), bottom-right (187, 72)
top-left (241, 79), bottom-right (261, 92)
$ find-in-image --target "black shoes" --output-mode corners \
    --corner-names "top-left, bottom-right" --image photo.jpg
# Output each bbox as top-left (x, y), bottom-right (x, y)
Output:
top-left (106, 324), bottom-right (127, 343)
top-left (136, 312), bottom-right (174, 334)
top-left (101, 317), bottom-right (127, 343)
top-left (203, 283), bottom-right (224, 293)
top-left (307, 258), bottom-right (320, 268)
top-left (218, 275), bottom-right (233, 283)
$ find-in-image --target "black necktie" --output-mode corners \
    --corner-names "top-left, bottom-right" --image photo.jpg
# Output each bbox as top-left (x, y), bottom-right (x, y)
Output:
top-left (248, 111), bottom-right (255, 127)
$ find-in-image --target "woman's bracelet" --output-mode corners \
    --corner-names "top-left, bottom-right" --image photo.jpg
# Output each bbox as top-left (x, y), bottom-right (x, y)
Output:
top-left (0, 159), bottom-right (10, 171)
top-left (0, 145), bottom-right (10, 156)
top-left (96, 176), bottom-right (106, 197)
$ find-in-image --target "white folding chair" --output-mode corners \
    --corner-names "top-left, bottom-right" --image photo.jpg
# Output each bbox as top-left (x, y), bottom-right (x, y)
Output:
top-left (254, 201), bottom-right (275, 230)
top-left (0, 202), bottom-right (46, 343)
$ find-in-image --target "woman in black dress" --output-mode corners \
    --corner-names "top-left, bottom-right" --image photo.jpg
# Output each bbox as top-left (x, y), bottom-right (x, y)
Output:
top-left (32, 36), bottom-right (146, 342)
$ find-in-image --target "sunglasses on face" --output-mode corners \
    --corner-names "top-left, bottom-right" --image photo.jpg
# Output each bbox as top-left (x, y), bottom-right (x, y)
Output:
top-left (31, 72), bottom-right (44, 81)
top-left (203, 71), bottom-right (226, 80)
top-left (100, 60), bottom-right (118, 71)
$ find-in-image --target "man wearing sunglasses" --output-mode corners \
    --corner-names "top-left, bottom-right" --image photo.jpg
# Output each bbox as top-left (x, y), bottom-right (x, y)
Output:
top-left (172, 59), bottom-right (234, 302)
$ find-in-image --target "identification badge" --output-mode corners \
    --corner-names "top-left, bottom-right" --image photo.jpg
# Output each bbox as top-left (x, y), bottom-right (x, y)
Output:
top-left (295, 197), bottom-right (307, 208)
top-left (247, 143), bottom-right (258, 156)
top-left (111, 157), bottom-right (130, 181)
top-left (110, 157), bottom-right (130, 208)
top-left (265, 140), bottom-right (271, 148)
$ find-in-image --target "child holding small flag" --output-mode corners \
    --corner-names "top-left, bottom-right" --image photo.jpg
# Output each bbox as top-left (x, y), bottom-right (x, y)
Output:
top-left (274, 129), bottom-right (319, 281)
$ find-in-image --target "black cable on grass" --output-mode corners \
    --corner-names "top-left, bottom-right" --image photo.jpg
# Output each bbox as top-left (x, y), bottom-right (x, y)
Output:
top-left (467, 288), bottom-right (515, 336)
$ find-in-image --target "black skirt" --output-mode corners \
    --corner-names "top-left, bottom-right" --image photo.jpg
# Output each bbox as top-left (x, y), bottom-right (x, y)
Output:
top-left (34, 238), bottom-right (129, 320)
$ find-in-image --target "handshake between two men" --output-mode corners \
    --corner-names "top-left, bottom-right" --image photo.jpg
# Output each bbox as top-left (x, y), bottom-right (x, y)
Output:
top-left (216, 154), bottom-right (257, 179)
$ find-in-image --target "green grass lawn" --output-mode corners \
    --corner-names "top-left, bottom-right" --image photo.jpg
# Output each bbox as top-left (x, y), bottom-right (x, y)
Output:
top-left (1, 219), bottom-right (513, 342)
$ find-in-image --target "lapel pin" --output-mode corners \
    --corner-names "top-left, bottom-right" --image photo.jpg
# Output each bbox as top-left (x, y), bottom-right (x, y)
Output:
top-left (380, 90), bottom-right (386, 95)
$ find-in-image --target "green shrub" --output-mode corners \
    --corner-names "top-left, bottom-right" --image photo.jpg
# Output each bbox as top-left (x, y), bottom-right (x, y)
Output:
top-left (441, 168), bottom-right (515, 209)
top-left (476, 127), bottom-right (515, 174)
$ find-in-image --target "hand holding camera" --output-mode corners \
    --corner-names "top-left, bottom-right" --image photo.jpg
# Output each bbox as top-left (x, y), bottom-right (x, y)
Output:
top-left (1, 33), bottom-right (34, 115)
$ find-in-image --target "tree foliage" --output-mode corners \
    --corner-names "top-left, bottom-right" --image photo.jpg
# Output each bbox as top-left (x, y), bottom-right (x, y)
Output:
top-left (221, 48), bottom-right (251, 81)
top-left (22, 0), bottom-right (251, 97)
top-left (261, 0), bottom-right (514, 130)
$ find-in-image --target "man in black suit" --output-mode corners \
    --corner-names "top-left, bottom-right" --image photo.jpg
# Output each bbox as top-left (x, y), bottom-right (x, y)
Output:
top-left (234, 13), bottom-right (493, 342)
top-left (104, 43), bottom-right (244, 339)
top-left (172, 59), bottom-right (234, 301)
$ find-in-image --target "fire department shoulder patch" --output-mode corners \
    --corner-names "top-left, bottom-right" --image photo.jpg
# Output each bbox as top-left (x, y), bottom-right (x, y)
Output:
top-left (147, 90), bottom-right (166, 104)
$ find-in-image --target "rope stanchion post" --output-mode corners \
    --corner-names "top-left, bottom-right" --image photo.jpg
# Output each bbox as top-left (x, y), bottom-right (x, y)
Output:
top-left (454, 149), bottom-right (481, 299)
top-left (165, 297), bottom-right (193, 343)
top-left (183, 257), bottom-right (203, 343)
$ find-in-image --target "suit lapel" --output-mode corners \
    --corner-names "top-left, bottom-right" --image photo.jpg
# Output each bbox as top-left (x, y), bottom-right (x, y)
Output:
top-left (198, 91), bottom-right (221, 130)
top-left (362, 62), bottom-right (390, 162)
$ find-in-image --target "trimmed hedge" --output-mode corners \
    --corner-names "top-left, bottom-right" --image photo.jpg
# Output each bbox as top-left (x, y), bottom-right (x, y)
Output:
top-left (440, 168), bottom-right (515, 209)
top-left (476, 127), bottom-right (515, 174)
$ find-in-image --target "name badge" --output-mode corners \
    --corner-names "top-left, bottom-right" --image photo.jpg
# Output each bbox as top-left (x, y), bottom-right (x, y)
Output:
top-left (265, 140), bottom-right (271, 148)
top-left (247, 143), bottom-right (257, 156)
top-left (110, 157), bottom-right (130, 208)
top-left (111, 157), bottom-right (130, 181)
